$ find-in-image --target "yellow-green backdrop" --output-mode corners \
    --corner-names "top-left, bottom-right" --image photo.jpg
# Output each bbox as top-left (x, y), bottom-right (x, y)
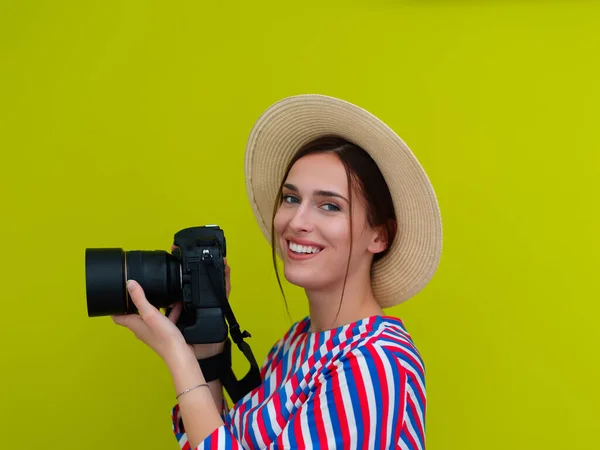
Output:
top-left (1, 1), bottom-right (598, 449)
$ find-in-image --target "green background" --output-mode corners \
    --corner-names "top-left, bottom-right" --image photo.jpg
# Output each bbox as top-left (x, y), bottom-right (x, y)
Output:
top-left (1, 1), bottom-right (598, 449)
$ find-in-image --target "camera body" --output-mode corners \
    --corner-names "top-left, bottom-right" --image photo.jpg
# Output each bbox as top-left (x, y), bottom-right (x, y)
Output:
top-left (85, 225), bottom-right (229, 345)
top-left (171, 225), bottom-right (228, 344)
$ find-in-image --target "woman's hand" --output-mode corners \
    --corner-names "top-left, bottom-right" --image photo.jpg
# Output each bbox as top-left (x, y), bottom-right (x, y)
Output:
top-left (111, 280), bottom-right (194, 368)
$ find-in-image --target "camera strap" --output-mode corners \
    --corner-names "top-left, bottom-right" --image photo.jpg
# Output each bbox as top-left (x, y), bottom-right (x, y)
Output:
top-left (205, 256), bottom-right (262, 404)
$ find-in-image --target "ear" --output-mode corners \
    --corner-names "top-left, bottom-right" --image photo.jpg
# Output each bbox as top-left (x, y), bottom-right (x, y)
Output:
top-left (367, 225), bottom-right (388, 255)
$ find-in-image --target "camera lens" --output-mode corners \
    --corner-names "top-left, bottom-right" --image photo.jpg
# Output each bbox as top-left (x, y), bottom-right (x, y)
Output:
top-left (85, 248), bottom-right (182, 317)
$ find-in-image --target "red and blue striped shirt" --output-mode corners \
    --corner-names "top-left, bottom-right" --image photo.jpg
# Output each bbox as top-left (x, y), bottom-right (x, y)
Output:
top-left (171, 314), bottom-right (426, 449)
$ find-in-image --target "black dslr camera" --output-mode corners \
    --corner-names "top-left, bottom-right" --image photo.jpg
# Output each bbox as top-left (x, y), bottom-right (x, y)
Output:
top-left (85, 225), bottom-right (261, 402)
top-left (86, 225), bottom-right (229, 344)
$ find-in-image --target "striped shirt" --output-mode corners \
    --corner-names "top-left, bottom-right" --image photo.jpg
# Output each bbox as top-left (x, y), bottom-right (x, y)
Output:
top-left (171, 314), bottom-right (426, 449)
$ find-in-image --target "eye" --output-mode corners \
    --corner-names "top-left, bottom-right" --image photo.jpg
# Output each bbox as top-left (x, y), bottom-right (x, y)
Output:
top-left (321, 203), bottom-right (341, 212)
top-left (282, 194), bottom-right (299, 204)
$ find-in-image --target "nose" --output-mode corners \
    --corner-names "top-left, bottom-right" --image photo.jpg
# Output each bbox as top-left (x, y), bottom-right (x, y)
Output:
top-left (288, 205), bottom-right (314, 234)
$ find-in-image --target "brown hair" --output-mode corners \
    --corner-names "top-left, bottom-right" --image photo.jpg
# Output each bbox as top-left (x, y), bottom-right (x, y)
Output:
top-left (270, 135), bottom-right (397, 322)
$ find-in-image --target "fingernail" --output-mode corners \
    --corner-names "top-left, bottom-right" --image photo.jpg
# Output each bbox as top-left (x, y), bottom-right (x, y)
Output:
top-left (127, 280), bottom-right (137, 291)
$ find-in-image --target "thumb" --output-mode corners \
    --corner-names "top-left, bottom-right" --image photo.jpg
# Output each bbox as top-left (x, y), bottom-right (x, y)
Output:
top-left (126, 280), bottom-right (156, 318)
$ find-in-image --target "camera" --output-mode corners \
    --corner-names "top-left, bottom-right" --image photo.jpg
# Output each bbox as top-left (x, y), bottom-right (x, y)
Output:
top-left (85, 225), bottom-right (228, 344)
top-left (84, 224), bottom-right (262, 402)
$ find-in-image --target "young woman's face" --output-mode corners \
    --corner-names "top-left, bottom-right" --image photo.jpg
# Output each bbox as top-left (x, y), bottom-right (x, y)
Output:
top-left (273, 152), bottom-right (385, 292)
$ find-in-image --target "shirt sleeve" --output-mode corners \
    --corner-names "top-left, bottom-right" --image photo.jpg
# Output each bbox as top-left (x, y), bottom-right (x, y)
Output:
top-left (171, 400), bottom-right (245, 450)
top-left (274, 342), bottom-right (418, 449)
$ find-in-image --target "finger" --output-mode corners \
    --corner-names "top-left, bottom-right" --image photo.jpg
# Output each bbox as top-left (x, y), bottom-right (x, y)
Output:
top-left (126, 280), bottom-right (157, 318)
top-left (166, 301), bottom-right (183, 325)
top-left (223, 258), bottom-right (231, 297)
top-left (111, 314), bottom-right (150, 342)
top-left (224, 258), bottom-right (230, 277)
top-left (111, 313), bottom-right (140, 328)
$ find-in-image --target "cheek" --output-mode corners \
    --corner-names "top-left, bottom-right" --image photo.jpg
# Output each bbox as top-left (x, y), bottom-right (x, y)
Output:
top-left (322, 218), bottom-right (351, 246)
top-left (273, 206), bottom-right (287, 236)
top-left (325, 216), bottom-right (369, 252)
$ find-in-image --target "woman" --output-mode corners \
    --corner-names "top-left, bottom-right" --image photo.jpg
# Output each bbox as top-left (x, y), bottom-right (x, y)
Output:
top-left (112, 95), bottom-right (442, 449)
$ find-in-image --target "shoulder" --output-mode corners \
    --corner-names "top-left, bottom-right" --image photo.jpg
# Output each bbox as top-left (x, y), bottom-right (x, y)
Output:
top-left (332, 315), bottom-right (423, 365)
top-left (371, 316), bottom-right (426, 381)
top-left (319, 315), bottom-right (425, 394)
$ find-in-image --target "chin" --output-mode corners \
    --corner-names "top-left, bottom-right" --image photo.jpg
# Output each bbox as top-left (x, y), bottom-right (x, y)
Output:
top-left (283, 264), bottom-right (325, 290)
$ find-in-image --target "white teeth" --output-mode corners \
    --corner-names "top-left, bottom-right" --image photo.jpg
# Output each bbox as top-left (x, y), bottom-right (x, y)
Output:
top-left (289, 241), bottom-right (321, 254)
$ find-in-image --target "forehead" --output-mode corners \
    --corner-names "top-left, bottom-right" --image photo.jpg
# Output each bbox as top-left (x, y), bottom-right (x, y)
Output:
top-left (285, 153), bottom-right (348, 192)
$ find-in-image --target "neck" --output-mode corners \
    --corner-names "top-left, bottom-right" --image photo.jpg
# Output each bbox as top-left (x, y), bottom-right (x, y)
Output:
top-left (305, 268), bottom-right (384, 333)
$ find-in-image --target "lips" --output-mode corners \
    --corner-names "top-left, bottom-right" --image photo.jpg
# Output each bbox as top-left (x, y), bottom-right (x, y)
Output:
top-left (285, 239), bottom-right (324, 261)
top-left (289, 241), bottom-right (321, 254)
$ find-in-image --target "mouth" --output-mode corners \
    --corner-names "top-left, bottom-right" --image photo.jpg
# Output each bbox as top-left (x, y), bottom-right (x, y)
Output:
top-left (285, 240), bottom-right (324, 260)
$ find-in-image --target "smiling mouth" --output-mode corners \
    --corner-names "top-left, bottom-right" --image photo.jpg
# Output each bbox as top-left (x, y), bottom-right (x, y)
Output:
top-left (287, 240), bottom-right (323, 255)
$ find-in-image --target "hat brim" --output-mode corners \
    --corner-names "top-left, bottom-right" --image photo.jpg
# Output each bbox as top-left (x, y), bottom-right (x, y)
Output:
top-left (244, 94), bottom-right (442, 308)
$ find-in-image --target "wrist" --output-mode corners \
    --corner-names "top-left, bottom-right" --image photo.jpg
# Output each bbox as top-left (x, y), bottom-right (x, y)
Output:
top-left (168, 349), bottom-right (206, 393)
top-left (165, 343), bottom-right (197, 373)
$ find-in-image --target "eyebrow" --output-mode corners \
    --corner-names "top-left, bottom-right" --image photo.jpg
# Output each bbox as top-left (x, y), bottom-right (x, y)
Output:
top-left (283, 183), bottom-right (349, 203)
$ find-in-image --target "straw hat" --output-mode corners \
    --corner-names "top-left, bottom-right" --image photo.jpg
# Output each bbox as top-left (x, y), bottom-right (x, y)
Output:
top-left (244, 94), bottom-right (442, 308)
